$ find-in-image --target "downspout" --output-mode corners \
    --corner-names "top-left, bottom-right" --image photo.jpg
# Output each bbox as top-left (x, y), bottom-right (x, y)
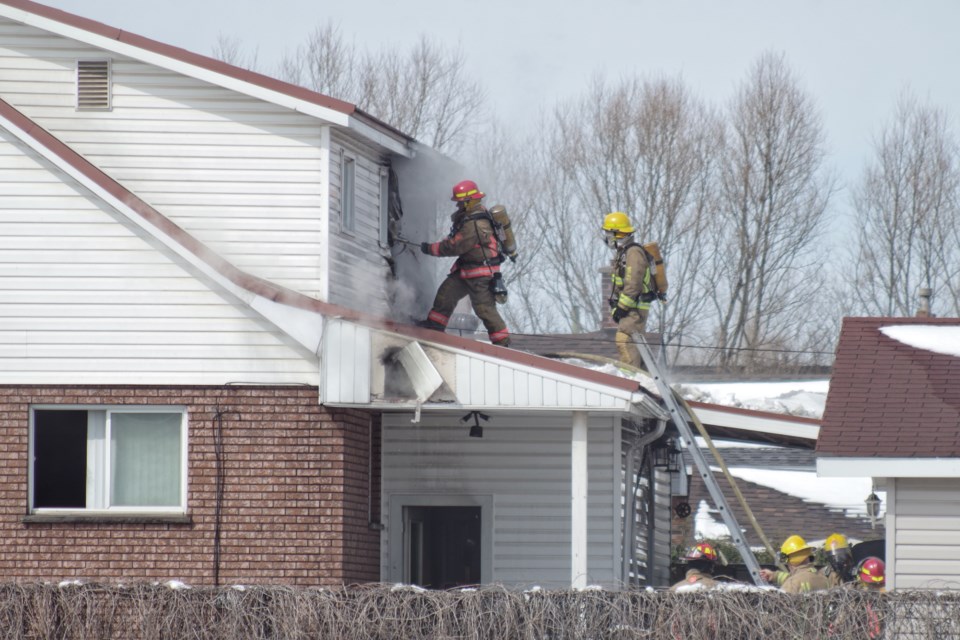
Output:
top-left (622, 418), bottom-right (667, 586)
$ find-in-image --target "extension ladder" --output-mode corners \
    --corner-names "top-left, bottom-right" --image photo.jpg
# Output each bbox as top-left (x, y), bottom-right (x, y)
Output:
top-left (634, 334), bottom-right (764, 586)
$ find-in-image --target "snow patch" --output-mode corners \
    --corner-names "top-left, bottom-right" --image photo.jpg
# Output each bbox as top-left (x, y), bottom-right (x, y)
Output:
top-left (679, 380), bottom-right (828, 418)
top-left (880, 325), bottom-right (960, 358)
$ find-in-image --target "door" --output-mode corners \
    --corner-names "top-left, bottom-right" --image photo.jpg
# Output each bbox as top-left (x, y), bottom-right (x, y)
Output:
top-left (404, 506), bottom-right (481, 589)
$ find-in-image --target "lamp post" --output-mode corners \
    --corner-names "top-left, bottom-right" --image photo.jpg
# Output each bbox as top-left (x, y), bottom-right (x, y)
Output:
top-left (865, 492), bottom-right (882, 530)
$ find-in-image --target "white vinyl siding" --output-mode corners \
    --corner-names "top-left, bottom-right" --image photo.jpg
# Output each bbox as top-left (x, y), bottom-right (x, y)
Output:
top-left (0, 127), bottom-right (317, 385)
top-left (328, 130), bottom-right (391, 315)
top-left (382, 412), bottom-right (620, 589)
top-left (891, 477), bottom-right (960, 589)
top-left (0, 18), bottom-right (328, 298)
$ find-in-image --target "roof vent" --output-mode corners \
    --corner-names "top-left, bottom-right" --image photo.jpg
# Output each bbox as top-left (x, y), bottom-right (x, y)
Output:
top-left (76, 59), bottom-right (111, 110)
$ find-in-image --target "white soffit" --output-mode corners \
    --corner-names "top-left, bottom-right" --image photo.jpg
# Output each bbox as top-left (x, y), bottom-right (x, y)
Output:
top-left (691, 405), bottom-right (819, 442)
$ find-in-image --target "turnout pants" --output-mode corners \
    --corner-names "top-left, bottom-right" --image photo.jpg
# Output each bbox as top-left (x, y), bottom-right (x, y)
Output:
top-left (427, 275), bottom-right (510, 346)
top-left (614, 308), bottom-right (648, 369)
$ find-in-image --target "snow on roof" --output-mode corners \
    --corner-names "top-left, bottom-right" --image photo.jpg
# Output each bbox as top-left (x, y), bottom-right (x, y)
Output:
top-left (679, 380), bottom-right (828, 418)
top-left (880, 325), bottom-right (960, 358)
top-left (693, 468), bottom-right (884, 541)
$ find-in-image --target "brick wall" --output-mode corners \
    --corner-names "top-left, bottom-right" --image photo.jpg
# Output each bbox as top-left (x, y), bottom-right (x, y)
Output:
top-left (0, 385), bottom-right (381, 586)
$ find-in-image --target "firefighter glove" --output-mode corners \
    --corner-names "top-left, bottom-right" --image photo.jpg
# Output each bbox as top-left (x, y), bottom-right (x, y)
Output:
top-left (611, 306), bottom-right (629, 323)
top-left (420, 242), bottom-right (430, 254)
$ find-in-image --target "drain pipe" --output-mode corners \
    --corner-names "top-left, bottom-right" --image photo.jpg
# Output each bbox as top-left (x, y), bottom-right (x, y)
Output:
top-left (622, 418), bottom-right (667, 586)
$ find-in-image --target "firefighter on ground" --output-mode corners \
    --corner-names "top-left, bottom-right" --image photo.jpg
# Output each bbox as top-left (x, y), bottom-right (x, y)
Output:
top-left (759, 535), bottom-right (830, 593)
top-left (854, 557), bottom-right (885, 592)
top-left (602, 212), bottom-right (656, 369)
top-left (822, 533), bottom-right (856, 587)
top-left (670, 541), bottom-right (721, 590)
top-left (418, 180), bottom-right (511, 347)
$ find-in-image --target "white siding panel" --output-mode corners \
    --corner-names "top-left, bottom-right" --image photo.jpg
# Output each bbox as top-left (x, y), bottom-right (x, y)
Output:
top-left (0, 128), bottom-right (317, 384)
top-left (893, 478), bottom-right (960, 589)
top-left (0, 19), bottom-right (327, 298)
top-left (382, 412), bottom-right (619, 588)
top-left (327, 130), bottom-right (391, 316)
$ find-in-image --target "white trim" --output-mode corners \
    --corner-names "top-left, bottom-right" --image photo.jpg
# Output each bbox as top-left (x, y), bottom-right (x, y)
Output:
top-left (691, 405), bottom-right (819, 441)
top-left (571, 411), bottom-right (588, 589)
top-left (317, 125), bottom-right (331, 302)
top-left (886, 478), bottom-right (897, 591)
top-left (0, 5), bottom-right (414, 157)
top-left (817, 457), bottom-right (960, 477)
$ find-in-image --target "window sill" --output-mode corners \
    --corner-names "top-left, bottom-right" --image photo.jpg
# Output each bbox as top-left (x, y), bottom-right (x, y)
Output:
top-left (23, 513), bottom-right (192, 525)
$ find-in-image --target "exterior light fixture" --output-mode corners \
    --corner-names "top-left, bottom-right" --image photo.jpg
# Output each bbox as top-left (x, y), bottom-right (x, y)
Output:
top-left (652, 437), bottom-right (682, 473)
top-left (865, 492), bottom-right (882, 530)
top-left (462, 411), bottom-right (489, 438)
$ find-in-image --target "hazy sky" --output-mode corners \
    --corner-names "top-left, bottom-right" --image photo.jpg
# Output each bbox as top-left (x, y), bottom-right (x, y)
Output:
top-left (34, 0), bottom-right (960, 222)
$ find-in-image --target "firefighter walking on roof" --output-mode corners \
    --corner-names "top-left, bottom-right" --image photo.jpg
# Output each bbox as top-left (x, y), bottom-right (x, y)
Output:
top-left (603, 211), bottom-right (662, 368)
top-left (418, 180), bottom-right (512, 347)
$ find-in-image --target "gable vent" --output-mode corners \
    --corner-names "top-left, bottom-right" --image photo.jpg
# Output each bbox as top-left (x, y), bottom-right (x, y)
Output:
top-left (76, 59), bottom-right (111, 110)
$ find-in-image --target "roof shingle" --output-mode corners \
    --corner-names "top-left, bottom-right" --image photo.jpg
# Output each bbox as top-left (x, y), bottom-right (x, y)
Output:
top-left (817, 316), bottom-right (960, 458)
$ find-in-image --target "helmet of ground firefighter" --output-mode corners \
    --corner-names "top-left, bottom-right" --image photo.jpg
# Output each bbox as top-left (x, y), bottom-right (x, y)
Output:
top-left (684, 542), bottom-right (719, 565)
top-left (451, 179), bottom-right (485, 202)
top-left (857, 557), bottom-right (885, 586)
top-left (780, 535), bottom-right (816, 566)
top-left (824, 533), bottom-right (854, 568)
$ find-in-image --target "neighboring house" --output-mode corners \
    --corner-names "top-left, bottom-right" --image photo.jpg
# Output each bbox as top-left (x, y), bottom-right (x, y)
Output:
top-left (0, 0), bottom-right (685, 590)
top-left (680, 445), bottom-right (883, 554)
top-left (818, 316), bottom-right (960, 590)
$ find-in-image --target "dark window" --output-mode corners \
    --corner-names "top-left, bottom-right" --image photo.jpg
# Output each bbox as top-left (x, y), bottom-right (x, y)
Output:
top-left (34, 410), bottom-right (87, 508)
top-left (405, 506), bottom-right (481, 589)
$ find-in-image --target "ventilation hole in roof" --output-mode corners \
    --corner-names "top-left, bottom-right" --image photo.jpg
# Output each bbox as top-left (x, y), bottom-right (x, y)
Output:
top-left (76, 59), bottom-right (111, 110)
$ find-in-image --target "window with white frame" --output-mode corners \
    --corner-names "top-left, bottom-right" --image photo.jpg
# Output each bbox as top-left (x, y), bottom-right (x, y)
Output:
top-left (379, 167), bottom-right (390, 247)
top-left (341, 152), bottom-right (356, 234)
top-left (30, 407), bottom-right (187, 513)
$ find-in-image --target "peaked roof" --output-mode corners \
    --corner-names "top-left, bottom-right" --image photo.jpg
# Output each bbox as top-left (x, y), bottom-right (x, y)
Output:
top-left (818, 316), bottom-right (960, 458)
top-left (0, 0), bottom-right (413, 154)
top-left (0, 95), bottom-right (659, 407)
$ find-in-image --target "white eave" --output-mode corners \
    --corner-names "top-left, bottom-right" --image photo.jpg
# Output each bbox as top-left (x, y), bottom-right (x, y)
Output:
top-left (818, 457), bottom-right (960, 478)
top-left (320, 318), bottom-right (666, 419)
top-left (689, 403), bottom-right (820, 443)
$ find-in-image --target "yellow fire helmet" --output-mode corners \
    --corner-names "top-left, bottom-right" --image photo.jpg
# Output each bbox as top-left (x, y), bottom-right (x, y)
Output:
top-left (602, 211), bottom-right (634, 236)
top-left (780, 535), bottom-right (815, 565)
top-left (824, 533), bottom-right (849, 552)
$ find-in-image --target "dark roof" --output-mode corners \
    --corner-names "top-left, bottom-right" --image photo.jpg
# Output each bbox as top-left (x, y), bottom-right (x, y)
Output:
top-left (817, 316), bottom-right (960, 458)
top-left (510, 329), bottom-right (626, 361)
top-left (698, 446), bottom-right (817, 469)
top-left (682, 469), bottom-right (883, 550)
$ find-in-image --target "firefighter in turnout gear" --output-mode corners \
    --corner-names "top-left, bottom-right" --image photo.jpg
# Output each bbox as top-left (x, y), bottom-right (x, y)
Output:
top-left (822, 533), bottom-right (856, 586)
top-left (671, 542), bottom-right (721, 590)
top-left (418, 180), bottom-right (510, 347)
top-left (760, 535), bottom-right (831, 594)
top-left (603, 212), bottom-right (653, 368)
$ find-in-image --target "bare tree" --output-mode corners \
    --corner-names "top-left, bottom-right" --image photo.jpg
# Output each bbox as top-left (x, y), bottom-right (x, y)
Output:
top-left (211, 34), bottom-right (260, 71)
top-left (278, 26), bottom-right (484, 155)
top-left (524, 75), bottom-right (717, 353)
top-left (848, 93), bottom-right (960, 317)
top-left (708, 52), bottom-right (835, 372)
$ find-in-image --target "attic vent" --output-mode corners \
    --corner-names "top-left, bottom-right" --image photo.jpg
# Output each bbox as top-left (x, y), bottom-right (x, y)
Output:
top-left (76, 59), bottom-right (111, 110)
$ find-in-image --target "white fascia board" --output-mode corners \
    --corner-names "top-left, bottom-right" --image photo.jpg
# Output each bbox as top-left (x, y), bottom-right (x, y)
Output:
top-left (691, 405), bottom-right (819, 442)
top-left (818, 457), bottom-right (960, 478)
top-left (347, 115), bottom-right (413, 157)
top-left (1, 111), bottom-right (322, 353)
top-left (5, 8), bottom-right (412, 156)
